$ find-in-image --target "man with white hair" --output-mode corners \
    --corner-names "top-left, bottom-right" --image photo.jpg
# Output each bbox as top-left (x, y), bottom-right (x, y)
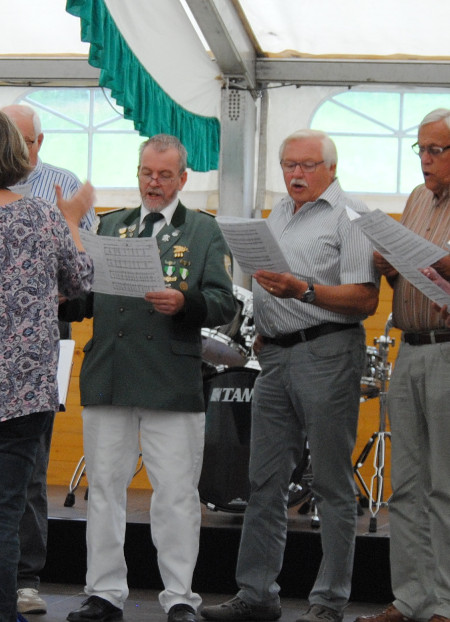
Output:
top-left (1, 103), bottom-right (95, 616)
top-left (1, 104), bottom-right (94, 232)
top-left (201, 129), bottom-right (379, 622)
top-left (355, 109), bottom-right (450, 622)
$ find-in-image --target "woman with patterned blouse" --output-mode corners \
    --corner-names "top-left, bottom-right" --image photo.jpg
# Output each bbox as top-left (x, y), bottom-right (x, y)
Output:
top-left (0, 111), bottom-right (94, 622)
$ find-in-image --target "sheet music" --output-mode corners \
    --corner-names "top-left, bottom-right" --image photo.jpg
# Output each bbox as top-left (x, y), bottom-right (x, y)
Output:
top-left (57, 339), bottom-right (75, 412)
top-left (80, 230), bottom-right (165, 297)
top-left (348, 207), bottom-right (450, 306)
top-left (216, 216), bottom-right (291, 274)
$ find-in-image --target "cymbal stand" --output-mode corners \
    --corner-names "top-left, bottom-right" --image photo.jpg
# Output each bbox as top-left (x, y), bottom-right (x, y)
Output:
top-left (354, 314), bottom-right (395, 533)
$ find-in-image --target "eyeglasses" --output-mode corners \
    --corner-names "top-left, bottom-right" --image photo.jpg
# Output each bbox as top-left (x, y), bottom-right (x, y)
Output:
top-left (138, 171), bottom-right (176, 185)
top-left (280, 160), bottom-right (325, 173)
top-left (411, 142), bottom-right (450, 157)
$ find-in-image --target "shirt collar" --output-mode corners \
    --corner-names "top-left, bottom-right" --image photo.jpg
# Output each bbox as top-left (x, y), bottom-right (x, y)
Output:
top-left (25, 157), bottom-right (43, 182)
top-left (140, 196), bottom-right (179, 227)
top-left (287, 177), bottom-right (342, 214)
top-left (433, 185), bottom-right (450, 207)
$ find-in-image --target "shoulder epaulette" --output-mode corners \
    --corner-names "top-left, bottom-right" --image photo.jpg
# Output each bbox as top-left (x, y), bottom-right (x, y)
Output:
top-left (196, 208), bottom-right (216, 218)
top-left (97, 207), bottom-right (127, 218)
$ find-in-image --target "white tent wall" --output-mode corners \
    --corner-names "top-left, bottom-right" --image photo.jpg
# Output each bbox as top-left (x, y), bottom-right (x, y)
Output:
top-left (0, 82), bottom-right (421, 215)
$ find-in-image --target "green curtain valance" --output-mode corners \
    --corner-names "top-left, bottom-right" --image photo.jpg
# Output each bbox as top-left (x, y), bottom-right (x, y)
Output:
top-left (66, 0), bottom-right (220, 172)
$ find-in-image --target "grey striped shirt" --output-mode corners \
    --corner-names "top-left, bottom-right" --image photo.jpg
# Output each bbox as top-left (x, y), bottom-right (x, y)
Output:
top-left (254, 179), bottom-right (378, 337)
top-left (9, 157), bottom-right (95, 231)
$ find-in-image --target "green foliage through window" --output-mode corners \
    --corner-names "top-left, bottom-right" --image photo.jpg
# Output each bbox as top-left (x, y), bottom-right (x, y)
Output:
top-left (19, 88), bottom-right (143, 188)
top-left (311, 90), bottom-right (450, 194)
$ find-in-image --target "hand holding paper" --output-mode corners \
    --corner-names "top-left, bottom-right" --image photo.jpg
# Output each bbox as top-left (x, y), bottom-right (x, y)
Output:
top-left (215, 216), bottom-right (290, 274)
top-left (79, 229), bottom-right (166, 297)
top-left (349, 208), bottom-right (450, 307)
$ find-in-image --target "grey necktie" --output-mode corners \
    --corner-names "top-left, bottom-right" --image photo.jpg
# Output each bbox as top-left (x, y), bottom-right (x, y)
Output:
top-left (139, 212), bottom-right (164, 237)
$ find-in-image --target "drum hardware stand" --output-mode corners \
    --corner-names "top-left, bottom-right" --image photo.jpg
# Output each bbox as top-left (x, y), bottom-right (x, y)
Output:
top-left (289, 444), bottom-right (320, 529)
top-left (64, 453), bottom-right (144, 507)
top-left (353, 314), bottom-right (395, 533)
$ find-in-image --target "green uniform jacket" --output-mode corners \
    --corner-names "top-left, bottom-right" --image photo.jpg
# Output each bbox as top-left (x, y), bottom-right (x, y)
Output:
top-left (68, 202), bottom-right (236, 412)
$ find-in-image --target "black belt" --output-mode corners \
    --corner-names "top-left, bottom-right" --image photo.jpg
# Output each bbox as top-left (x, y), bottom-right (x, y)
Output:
top-left (263, 322), bottom-right (361, 347)
top-left (403, 331), bottom-right (450, 346)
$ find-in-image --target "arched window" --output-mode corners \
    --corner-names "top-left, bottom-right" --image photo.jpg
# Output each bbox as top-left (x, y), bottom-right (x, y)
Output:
top-left (18, 88), bottom-right (142, 188)
top-left (311, 90), bottom-right (450, 194)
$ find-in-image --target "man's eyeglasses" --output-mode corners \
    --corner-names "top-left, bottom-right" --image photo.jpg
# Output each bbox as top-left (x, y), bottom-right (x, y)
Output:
top-left (411, 143), bottom-right (450, 157)
top-left (139, 171), bottom-right (176, 185)
top-left (280, 160), bottom-right (324, 173)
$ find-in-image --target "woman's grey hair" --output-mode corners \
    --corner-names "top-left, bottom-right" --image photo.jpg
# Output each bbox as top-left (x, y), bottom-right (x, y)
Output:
top-left (139, 134), bottom-right (188, 173)
top-left (0, 111), bottom-right (32, 189)
top-left (419, 108), bottom-right (450, 131)
top-left (279, 129), bottom-right (338, 167)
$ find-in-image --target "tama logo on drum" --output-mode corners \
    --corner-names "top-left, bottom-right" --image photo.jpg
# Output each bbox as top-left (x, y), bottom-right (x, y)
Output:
top-left (209, 387), bottom-right (254, 403)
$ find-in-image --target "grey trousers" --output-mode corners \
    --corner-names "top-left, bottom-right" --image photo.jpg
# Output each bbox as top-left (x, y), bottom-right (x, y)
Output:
top-left (17, 413), bottom-right (55, 590)
top-left (388, 341), bottom-right (450, 621)
top-left (236, 326), bottom-right (365, 612)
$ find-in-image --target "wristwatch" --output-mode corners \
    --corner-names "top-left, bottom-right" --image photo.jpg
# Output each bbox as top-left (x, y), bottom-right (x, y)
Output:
top-left (300, 280), bottom-right (316, 303)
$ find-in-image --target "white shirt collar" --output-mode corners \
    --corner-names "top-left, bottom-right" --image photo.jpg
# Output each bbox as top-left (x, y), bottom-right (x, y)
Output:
top-left (140, 197), bottom-right (179, 227)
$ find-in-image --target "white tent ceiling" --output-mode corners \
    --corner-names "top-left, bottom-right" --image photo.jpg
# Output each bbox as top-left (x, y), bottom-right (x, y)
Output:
top-left (3, 0), bottom-right (450, 58)
top-left (1, 0), bottom-right (449, 116)
top-left (239, 0), bottom-right (450, 58)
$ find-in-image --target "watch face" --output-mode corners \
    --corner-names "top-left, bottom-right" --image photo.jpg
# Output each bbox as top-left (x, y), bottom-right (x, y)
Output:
top-left (301, 283), bottom-right (315, 303)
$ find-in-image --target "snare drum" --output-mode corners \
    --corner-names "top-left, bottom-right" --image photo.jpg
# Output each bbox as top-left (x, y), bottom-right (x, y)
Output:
top-left (360, 346), bottom-right (383, 399)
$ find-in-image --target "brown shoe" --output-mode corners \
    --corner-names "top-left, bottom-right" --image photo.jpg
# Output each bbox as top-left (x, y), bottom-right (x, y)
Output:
top-left (354, 604), bottom-right (418, 622)
top-left (429, 615), bottom-right (450, 622)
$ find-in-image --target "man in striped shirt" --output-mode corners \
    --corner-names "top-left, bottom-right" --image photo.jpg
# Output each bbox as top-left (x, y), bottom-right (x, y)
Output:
top-left (2, 104), bottom-right (95, 232)
top-left (356, 110), bottom-right (450, 622)
top-left (201, 130), bottom-right (379, 622)
top-left (1, 103), bottom-right (95, 616)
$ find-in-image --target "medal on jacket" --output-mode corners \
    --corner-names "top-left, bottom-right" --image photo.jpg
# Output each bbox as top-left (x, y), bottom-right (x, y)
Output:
top-left (118, 224), bottom-right (136, 238)
top-left (179, 268), bottom-right (189, 280)
top-left (173, 245), bottom-right (189, 258)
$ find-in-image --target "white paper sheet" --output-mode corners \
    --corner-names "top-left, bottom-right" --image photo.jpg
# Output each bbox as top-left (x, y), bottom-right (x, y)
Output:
top-left (80, 230), bottom-right (165, 297)
top-left (349, 208), bottom-right (450, 306)
top-left (57, 339), bottom-right (75, 412)
top-left (216, 216), bottom-right (291, 274)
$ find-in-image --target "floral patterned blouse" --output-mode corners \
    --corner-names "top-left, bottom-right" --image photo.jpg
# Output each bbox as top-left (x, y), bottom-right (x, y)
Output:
top-left (0, 196), bottom-right (94, 421)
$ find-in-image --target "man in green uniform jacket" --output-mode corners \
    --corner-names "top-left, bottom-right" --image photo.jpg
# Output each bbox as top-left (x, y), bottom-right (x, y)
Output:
top-left (65, 135), bottom-right (236, 622)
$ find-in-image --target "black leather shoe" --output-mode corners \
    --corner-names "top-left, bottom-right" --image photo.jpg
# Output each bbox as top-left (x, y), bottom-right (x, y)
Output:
top-left (168, 604), bottom-right (198, 622)
top-left (67, 596), bottom-right (123, 622)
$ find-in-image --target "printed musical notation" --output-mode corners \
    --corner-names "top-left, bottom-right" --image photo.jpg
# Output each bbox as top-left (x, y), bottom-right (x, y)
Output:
top-left (79, 230), bottom-right (165, 297)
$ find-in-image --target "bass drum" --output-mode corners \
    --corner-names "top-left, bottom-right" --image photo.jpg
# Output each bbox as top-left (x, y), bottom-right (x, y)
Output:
top-left (199, 366), bottom-right (312, 513)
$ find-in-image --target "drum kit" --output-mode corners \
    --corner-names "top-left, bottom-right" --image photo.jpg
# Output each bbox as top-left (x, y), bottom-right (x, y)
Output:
top-left (199, 286), bottom-right (395, 532)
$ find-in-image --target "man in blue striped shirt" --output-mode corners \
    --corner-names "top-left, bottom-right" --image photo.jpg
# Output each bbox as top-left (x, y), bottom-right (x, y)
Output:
top-left (2, 103), bottom-right (95, 616)
top-left (201, 130), bottom-right (379, 622)
top-left (2, 104), bottom-right (95, 231)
